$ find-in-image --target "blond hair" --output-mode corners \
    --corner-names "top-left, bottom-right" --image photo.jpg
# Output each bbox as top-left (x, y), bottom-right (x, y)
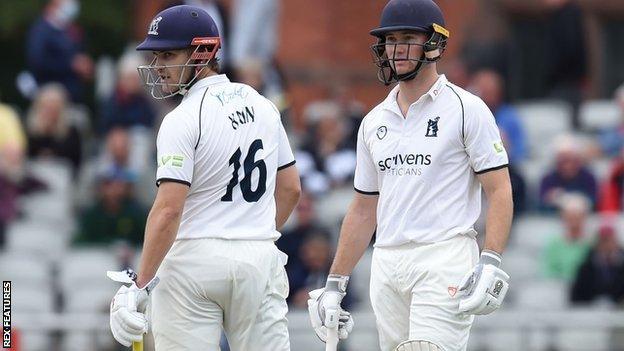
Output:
top-left (27, 83), bottom-right (70, 139)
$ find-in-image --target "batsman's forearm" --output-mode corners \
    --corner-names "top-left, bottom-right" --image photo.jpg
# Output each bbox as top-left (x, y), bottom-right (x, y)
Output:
top-left (330, 204), bottom-right (376, 276)
top-left (483, 186), bottom-right (513, 255)
top-left (275, 187), bottom-right (300, 229)
top-left (136, 206), bottom-right (181, 288)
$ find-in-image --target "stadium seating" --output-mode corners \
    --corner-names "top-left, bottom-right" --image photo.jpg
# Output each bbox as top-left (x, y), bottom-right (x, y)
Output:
top-left (516, 279), bottom-right (569, 310)
top-left (514, 100), bottom-right (573, 160)
top-left (579, 100), bottom-right (621, 131)
top-left (510, 215), bottom-right (563, 252)
top-left (6, 220), bottom-right (71, 261)
top-left (350, 248), bottom-right (373, 307)
top-left (58, 249), bottom-right (120, 293)
top-left (0, 252), bottom-right (50, 290)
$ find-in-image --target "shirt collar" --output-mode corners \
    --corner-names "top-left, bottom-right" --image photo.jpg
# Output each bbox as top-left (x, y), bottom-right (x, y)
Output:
top-left (381, 74), bottom-right (449, 115)
top-left (427, 74), bottom-right (448, 101)
top-left (185, 74), bottom-right (230, 96)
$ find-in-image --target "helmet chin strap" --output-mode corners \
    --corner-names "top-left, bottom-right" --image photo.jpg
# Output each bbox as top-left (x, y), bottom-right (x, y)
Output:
top-left (176, 60), bottom-right (208, 96)
top-left (394, 53), bottom-right (427, 82)
top-left (380, 28), bottom-right (446, 85)
top-left (393, 55), bottom-right (425, 82)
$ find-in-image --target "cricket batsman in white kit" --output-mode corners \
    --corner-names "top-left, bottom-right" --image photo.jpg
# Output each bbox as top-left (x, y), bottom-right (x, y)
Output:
top-left (106, 5), bottom-right (301, 350)
top-left (308, 1), bottom-right (513, 350)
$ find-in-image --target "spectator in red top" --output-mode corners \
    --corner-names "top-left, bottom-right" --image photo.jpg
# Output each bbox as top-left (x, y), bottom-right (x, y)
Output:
top-left (599, 146), bottom-right (624, 213)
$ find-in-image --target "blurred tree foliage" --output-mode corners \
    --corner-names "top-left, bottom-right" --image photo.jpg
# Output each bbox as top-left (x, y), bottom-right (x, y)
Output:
top-left (0, 0), bottom-right (131, 109)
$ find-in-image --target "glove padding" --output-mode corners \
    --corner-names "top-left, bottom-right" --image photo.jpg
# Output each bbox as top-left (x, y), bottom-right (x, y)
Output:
top-left (110, 284), bottom-right (149, 346)
top-left (107, 270), bottom-right (159, 347)
top-left (307, 288), bottom-right (354, 341)
top-left (457, 263), bottom-right (509, 315)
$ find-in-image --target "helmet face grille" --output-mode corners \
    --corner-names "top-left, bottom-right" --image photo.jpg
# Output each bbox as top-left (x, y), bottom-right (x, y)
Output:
top-left (370, 34), bottom-right (447, 85)
top-left (137, 41), bottom-right (219, 100)
top-left (137, 59), bottom-right (196, 100)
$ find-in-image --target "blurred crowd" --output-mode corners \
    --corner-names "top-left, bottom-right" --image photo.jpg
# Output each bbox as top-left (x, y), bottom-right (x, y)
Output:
top-left (1, 0), bottom-right (624, 332)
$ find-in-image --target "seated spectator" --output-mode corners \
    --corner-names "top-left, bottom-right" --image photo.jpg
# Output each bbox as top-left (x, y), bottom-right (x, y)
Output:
top-left (599, 146), bottom-right (624, 213)
top-left (0, 103), bottom-right (27, 248)
top-left (77, 126), bottom-right (154, 209)
top-left (276, 191), bottom-right (319, 265)
top-left (571, 225), bottom-right (624, 305)
top-left (73, 166), bottom-right (146, 246)
top-left (502, 133), bottom-right (527, 215)
top-left (539, 135), bottom-right (597, 212)
top-left (508, 164), bottom-right (527, 216)
top-left (296, 101), bottom-right (356, 195)
top-left (330, 83), bottom-right (366, 148)
top-left (597, 83), bottom-right (624, 158)
top-left (234, 58), bottom-right (290, 119)
top-left (26, 83), bottom-right (82, 176)
top-left (26, 0), bottom-right (93, 102)
top-left (287, 231), bottom-right (355, 310)
top-left (469, 69), bottom-right (527, 163)
top-left (288, 230), bottom-right (333, 308)
top-left (98, 54), bottom-right (156, 134)
top-left (97, 127), bottom-right (134, 175)
top-left (541, 193), bottom-right (592, 281)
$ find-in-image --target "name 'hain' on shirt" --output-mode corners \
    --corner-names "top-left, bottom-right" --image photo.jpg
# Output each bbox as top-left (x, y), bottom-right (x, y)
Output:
top-left (227, 106), bottom-right (256, 130)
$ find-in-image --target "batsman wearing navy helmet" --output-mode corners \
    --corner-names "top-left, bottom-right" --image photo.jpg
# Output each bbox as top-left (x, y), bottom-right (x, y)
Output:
top-left (107, 5), bottom-right (301, 350)
top-left (308, 1), bottom-right (513, 350)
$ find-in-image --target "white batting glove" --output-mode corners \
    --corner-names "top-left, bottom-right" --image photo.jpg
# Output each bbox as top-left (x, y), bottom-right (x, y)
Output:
top-left (457, 250), bottom-right (509, 315)
top-left (307, 274), bottom-right (354, 342)
top-left (107, 269), bottom-right (159, 347)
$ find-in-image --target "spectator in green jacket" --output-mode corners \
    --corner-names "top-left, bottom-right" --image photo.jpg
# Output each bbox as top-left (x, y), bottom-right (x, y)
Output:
top-left (74, 166), bottom-right (147, 246)
top-left (542, 193), bottom-right (592, 281)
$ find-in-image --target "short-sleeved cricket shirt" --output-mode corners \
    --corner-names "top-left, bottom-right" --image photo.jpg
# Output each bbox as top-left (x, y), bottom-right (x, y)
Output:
top-left (156, 74), bottom-right (295, 240)
top-left (354, 75), bottom-right (508, 247)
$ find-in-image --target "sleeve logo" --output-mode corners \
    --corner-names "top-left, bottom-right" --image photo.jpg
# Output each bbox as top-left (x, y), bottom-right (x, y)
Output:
top-left (493, 141), bottom-right (505, 153)
top-left (159, 155), bottom-right (184, 168)
top-left (376, 126), bottom-right (387, 140)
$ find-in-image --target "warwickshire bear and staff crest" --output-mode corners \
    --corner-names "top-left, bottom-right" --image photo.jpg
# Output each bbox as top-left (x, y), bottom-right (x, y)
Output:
top-left (148, 16), bottom-right (163, 35)
top-left (425, 116), bottom-right (440, 137)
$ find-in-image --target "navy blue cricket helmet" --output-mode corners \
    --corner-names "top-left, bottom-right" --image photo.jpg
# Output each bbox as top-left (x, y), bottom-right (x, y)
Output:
top-left (370, 0), bottom-right (450, 85)
top-left (136, 5), bottom-right (220, 51)
top-left (136, 5), bottom-right (221, 99)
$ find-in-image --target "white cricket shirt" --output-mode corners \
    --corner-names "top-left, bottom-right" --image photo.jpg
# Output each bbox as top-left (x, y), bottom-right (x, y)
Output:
top-left (354, 75), bottom-right (508, 247)
top-left (155, 74), bottom-right (295, 240)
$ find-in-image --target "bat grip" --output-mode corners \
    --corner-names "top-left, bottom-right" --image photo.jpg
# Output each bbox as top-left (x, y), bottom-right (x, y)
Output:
top-left (132, 340), bottom-right (144, 351)
top-left (128, 290), bottom-right (144, 351)
top-left (325, 308), bottom-right (339, 351)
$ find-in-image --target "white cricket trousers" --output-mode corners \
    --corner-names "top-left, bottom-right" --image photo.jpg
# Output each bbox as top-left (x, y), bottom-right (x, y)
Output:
top-left (150, 238), bottom-right (290, 351)
top-left (370, 234), bottom-right (479, 351)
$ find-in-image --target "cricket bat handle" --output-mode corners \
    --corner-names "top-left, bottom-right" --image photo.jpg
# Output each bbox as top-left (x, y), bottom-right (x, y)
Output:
top-left (126, 289), bottom-right (145, 351)
top-left (132, 340), bottom-right (143, 351)
top-left (325, 308), bottom-right (339, 351)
